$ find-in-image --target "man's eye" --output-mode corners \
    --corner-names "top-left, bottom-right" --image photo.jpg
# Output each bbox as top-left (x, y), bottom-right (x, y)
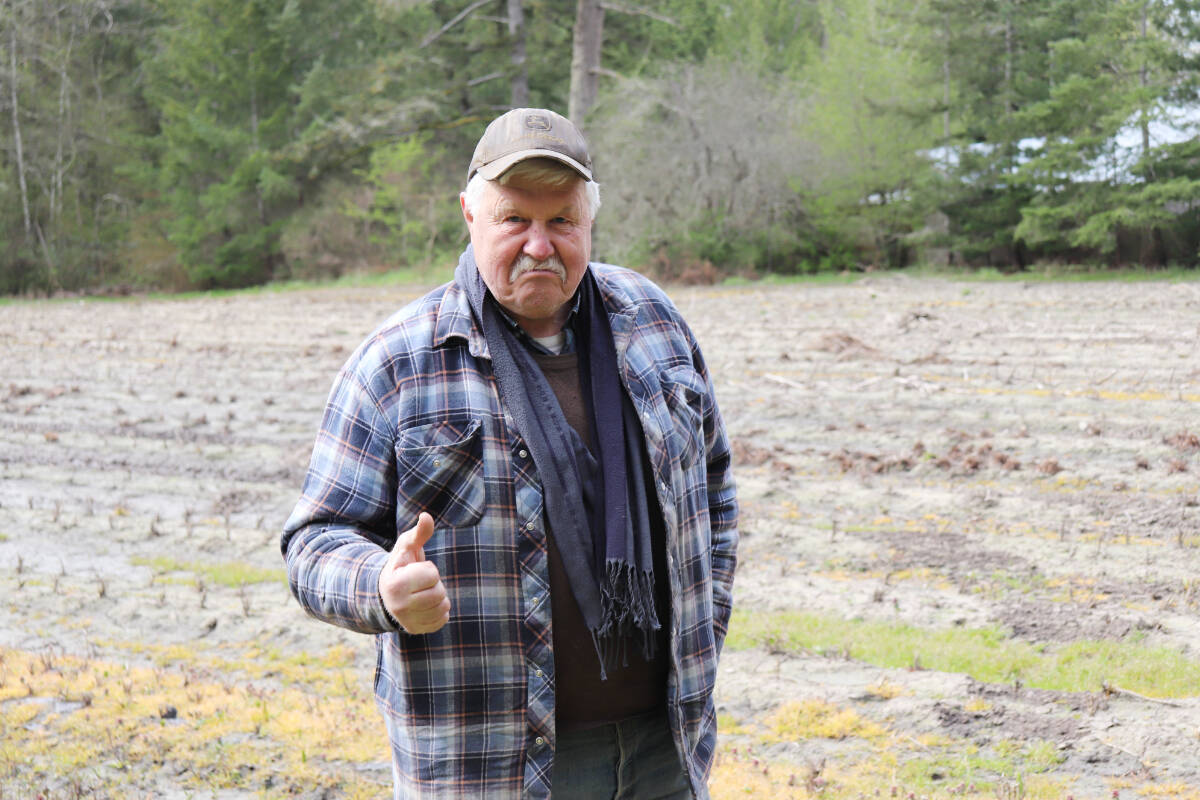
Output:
top-left (505, 216), bottom-right (525, 224)
top-left (552, 216), bottom-right (570, 224)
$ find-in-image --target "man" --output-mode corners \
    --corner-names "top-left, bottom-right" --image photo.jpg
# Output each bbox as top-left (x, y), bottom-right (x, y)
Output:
top-left (282, 108), bottom-right (738, 799)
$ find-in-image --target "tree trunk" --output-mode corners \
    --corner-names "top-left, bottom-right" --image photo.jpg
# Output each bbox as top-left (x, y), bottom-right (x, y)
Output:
top-left (942, 12), bottom-right (950, 165)
top-left (1002, 5), bottom-right (1015, 177)
top-left (1140, 1), bottom-right (1151, 172)
top-left (250, 81), bottom-right (266, 230)
top-left (53, 21), bottom-right (76, 238)
top-left (569, 0), bottom-right (604, 125)
top-left (9, 20), bottom-right (32, 241)
top-left (1003, 11), bottom-right (1013, 116)
top-left (507, 0), bottom-right (528, 107)
top-left (249, 79), bottom-right (274, 280)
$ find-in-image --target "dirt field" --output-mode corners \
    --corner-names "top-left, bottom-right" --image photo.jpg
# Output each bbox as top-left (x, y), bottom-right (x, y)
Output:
top-left (2, 275), bottom-right (1199, 799)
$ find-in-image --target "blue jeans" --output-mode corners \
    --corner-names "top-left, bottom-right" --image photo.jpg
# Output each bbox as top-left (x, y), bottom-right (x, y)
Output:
top-left (553, 708), bottom-right (693, 799)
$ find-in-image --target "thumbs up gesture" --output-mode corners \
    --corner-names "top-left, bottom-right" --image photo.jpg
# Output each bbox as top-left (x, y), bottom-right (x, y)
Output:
top-left (379, 512), bottom-right (450, 634)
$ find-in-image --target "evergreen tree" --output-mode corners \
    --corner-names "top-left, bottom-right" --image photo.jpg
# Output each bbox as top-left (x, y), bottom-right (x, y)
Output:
top-left (141, 0), bottom-right (306, 286)
top-left (1014, 0), bottom-right (1200, 265)
top-left (913, 0), bottom-right (1061, 267)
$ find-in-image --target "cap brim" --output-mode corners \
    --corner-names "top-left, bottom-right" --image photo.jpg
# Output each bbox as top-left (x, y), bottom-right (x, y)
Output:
top-left (475, 149), bottom-right (592, 182)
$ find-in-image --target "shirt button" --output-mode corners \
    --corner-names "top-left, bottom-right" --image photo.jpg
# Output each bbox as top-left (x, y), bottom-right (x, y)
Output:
top-left (535, 736), bottom-right (545, 746)
top-left (518, 448), bottom-right (528, 459)
top-left (535, 669), bottom-right (544, 678)
top-left (526, 521), bottom-right (535, 531)
top-left (432, 459), bottom-right (441, 467)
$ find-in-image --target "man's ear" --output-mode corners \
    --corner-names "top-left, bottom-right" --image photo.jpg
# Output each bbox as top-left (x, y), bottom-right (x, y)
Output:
top-left (460, 193), bottom-right (473, 224)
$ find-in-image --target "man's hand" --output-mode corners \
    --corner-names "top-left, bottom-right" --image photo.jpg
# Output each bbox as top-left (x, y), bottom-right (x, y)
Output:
top-left (379, 512), bottom-right (451, 634)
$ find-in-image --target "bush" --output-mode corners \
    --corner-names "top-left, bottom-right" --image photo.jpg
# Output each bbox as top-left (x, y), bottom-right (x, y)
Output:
top-left (0, 254), bottom-right (48, 296)
top-left (587, 60), bottom-right (817, 277)
top-left (279, 181), bottom-right (371, 281)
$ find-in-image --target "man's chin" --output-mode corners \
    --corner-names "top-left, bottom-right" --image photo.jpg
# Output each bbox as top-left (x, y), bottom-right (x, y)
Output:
top-left (506, 289), bottom-right (571, 325)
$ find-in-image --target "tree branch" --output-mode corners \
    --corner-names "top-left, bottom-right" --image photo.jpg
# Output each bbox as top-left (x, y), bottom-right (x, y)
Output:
top-left (598, 1), bottom-right (677, 26)
top-left (590, 65), bottom-right (624, 81)
top-left (466, 70), bottom-right (504, 87)
top-left (420, 0), bottom-right (501, 49)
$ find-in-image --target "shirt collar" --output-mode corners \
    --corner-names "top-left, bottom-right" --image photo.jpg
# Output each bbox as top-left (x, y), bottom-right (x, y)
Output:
top-left (494, 291), bottom-right (582, 355)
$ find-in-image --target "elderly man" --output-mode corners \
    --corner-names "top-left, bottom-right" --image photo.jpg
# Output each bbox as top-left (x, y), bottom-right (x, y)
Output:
top-left (282, 108), bottom-right (738, 800)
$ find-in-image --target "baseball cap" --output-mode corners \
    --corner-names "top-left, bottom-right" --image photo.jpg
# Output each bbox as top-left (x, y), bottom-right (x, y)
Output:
top-left (467, 108), bottom-right (594, 182)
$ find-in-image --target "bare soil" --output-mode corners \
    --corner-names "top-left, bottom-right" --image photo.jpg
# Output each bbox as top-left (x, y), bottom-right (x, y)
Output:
top-left (2, 275), bottom-right (1199, 798)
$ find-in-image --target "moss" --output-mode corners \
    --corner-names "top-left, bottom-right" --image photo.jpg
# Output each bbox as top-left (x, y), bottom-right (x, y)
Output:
top-left (130, 555), bottom-right (286, 587)
top-left (764, 699), bottom-right (886, 742)
top-left (712, 712), bottom-right (1074, 800)
top-left (0, 643), bottom-right (387, 798)
top-left (726, 609), bottom-right (1200, 697)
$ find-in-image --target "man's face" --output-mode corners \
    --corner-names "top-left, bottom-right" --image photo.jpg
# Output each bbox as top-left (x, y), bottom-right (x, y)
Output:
top-left (461, 176), bottom-right (592, 338)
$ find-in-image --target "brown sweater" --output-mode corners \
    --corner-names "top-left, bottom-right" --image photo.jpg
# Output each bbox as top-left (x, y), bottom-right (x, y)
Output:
top-left (531, 350), bottom-right (670, 732)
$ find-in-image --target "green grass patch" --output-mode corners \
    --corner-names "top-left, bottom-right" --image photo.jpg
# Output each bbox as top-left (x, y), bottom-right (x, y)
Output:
top-left (714, 263), bottom-right (1200, 289)
top-left (0, 262), bottom-right (458, 306)
top-left (727, 609), bottom-right (1200, 697)
top-left (718, 270), bottom-right (867, 287)
top-left (180, 261), bottom-right (457, 298)
top-left (130, 556), bottom-right (286, 587)
top-left (904, 262), bottom-right (1200, 283)
top-left (894, 744), bottom-right (1066, 799)
top-left (1019, 739), bottom-right (1066, 772)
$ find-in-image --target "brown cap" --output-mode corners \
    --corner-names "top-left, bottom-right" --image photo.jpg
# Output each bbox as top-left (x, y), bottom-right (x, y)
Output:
top-left (467, 108), bottom-right (593, 182)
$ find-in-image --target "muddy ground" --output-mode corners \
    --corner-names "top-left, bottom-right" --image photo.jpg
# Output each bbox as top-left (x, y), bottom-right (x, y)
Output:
top-left (1, 275), bottom-right (1199, 798)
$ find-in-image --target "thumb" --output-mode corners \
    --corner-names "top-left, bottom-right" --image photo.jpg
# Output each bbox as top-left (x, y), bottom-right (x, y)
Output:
top-left (391, 512), bottom-right (435, 568)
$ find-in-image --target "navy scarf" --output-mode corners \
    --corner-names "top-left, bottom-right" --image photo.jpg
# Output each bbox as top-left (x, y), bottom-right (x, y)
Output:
top-left (456, 248), bottom-right (659, 678)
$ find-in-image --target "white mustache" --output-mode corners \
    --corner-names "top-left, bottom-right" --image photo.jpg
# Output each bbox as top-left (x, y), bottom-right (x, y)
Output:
top-left (509, 254), bottom-right (566, 284)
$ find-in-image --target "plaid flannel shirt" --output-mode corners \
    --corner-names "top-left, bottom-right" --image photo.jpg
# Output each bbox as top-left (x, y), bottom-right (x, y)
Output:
top-left (282, 262), bottom-right (738, 799)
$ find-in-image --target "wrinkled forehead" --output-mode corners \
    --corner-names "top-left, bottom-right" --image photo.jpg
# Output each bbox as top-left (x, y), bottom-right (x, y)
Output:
top-left (486, 179), bottom-right (587, 217)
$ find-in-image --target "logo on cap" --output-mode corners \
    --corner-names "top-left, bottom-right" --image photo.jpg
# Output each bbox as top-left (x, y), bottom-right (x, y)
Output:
top-left (525, 114), bottom-right (552, 131)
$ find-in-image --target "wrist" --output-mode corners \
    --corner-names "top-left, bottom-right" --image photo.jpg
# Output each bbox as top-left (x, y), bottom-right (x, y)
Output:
top-left (379, 590), bottom-right (402, 629)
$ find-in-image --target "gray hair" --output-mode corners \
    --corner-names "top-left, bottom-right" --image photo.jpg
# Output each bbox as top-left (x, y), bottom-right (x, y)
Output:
top-left (463, 160), bottom-right (601, 221)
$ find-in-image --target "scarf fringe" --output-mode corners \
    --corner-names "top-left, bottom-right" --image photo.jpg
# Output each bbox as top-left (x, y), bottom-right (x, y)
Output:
top-left (590, 560), bottom-right (661, 680)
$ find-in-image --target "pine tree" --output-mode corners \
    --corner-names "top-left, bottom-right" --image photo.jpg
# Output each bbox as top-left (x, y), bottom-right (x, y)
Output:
top-left (1014, 0), bottom-right (1200, 265)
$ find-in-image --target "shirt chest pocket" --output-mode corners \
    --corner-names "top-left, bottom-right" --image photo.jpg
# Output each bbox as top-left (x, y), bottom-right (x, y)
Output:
top-left (660, 365), bottom-right (706, 471)
top-left (395, 417), bottom-right (486, 529)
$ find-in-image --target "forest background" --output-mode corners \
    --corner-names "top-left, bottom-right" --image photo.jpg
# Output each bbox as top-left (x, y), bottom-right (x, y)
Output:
top-left (3, 0), bottom-right (1200, 296)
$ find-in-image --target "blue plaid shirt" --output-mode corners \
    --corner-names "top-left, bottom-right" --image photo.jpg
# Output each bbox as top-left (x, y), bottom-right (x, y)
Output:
top-left (282, 262), bottom-right (738, 799)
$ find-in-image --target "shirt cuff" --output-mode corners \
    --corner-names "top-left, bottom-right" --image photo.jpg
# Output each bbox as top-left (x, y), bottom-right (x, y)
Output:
top-left (355, 548), bottom-right (400, 633)
top-left (378, 590), bottom-right (402, 630)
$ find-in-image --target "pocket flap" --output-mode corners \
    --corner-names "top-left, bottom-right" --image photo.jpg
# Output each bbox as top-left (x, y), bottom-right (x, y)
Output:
top-left (395, 417), bottom-right (485, 528)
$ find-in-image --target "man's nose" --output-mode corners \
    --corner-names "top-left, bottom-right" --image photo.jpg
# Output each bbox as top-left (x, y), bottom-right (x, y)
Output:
top-left (522, 224), bottom-right (555, 262)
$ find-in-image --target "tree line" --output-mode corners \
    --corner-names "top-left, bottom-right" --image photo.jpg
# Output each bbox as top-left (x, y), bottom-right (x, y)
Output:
top-left (2, 0), bottom-right (1198, 294)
